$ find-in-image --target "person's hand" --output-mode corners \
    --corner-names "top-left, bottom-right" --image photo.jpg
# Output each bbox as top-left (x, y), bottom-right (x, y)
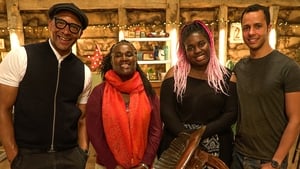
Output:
top-left (115, 165), bottom-right (125, 169)
top-left (7, 150), bottom-right (18, 163)
top-left (115, 164), bottom-right (149, 169)
top-left (131, 163), bottom-right (149, 169)
top-left (131, 166), bottom-right (147, 169)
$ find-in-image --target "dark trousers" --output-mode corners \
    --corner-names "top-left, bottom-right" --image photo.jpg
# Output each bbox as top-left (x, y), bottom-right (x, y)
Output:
top-left (11, 147), bottom-right (88, 169)
top-left (230, 150), bottom-right (288, 169)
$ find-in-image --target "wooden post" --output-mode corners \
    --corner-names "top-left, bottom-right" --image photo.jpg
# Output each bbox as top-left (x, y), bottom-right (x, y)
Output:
top-left (166, 0), bottom-right (179, 66)
top-left (118, 5), bottom-right (128, 40)
top-left (269, 5), bottom-right (280, 49)
top-left (218, 5), bottom-right (228, 65)
top-left (6, 0), bottom-right (24, 48)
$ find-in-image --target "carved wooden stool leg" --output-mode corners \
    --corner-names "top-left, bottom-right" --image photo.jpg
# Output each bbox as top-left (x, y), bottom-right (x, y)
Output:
top-left (292, 135), bottom-right (300, 168)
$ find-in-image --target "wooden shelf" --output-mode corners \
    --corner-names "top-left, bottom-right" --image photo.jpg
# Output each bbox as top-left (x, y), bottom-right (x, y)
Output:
top-left (120, 34), bottom-right (172, 81)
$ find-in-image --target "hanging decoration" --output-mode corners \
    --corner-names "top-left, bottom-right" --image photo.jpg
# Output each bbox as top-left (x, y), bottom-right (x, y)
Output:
top-left (88, 43), bottom-right (103, 72)
top-left (18, 20), bottom-right (298, 34)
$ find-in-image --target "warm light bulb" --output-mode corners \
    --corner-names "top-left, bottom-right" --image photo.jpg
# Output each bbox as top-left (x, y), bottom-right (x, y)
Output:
top-left (269, 28), bottom-right (276, 49)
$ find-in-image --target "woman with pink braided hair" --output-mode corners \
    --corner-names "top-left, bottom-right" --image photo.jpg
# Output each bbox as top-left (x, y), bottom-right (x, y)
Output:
top-left (157, 20), bottom-right (238, 167)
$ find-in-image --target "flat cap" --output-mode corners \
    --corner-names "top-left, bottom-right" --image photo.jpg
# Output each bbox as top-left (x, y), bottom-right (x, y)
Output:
top-left (48, 3), bottom-right (89, 30)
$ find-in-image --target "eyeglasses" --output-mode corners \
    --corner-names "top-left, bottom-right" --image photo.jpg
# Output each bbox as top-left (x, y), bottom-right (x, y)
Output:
top-left (54, 17), bottom-right (82, 34)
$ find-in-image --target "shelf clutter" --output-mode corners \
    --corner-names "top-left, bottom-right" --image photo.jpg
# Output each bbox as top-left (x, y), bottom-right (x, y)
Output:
top-left (120, 32), bottom-right (172, 81)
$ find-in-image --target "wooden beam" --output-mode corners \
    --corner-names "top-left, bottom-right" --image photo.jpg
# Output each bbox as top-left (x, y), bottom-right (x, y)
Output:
top-left (18, 0), bottom-right (167, 10)
top-left (269, 5), bottom-right (280, 48)
top-left (270, 5), bottom-right (280, 26)
top-left (6, 0), bottom-right (24, 47)
top-left (166, 0), bottom-right (180, 66)
top-left (18, 0), bottom-right (119, 10)
top-left (218, 5), bottom-right (228, 65)
top-left (179, 0), bottom-right (300, 8)
top-left (18, 0), bottom-right (300, 10)
top-left (166, 0), bottom-right (179, 24)
top-left (118, 5), bottom-right (128, 26)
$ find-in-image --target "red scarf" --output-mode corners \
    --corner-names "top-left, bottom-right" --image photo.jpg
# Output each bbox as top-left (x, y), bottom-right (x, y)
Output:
top-left (102, 70), bottom-right (151, 168)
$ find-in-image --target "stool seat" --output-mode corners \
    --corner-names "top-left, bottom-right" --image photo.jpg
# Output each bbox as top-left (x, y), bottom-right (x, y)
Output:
top-left (0, 146), bottom-right (7, 162)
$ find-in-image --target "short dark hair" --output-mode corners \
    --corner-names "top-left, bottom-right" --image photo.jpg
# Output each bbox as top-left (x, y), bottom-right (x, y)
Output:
top-left (241, 4), bottom-right (270, 25)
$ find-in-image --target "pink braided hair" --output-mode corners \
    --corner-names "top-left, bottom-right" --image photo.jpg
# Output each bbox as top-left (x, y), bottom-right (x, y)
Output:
top-left (174, 20), bottom-right (229, 101)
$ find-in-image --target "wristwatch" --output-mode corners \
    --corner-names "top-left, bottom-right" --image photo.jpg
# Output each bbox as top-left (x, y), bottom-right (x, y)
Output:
top-left (271, 160), bottom-right (280, 168)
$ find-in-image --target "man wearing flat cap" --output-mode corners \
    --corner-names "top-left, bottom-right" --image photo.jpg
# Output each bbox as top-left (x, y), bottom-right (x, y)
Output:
top-left (0, 3), bottom-right (91, 169)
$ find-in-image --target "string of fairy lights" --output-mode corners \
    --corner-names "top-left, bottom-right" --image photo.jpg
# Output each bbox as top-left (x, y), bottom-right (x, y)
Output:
top-left (1, 20), bottom-right (297, 71)
top-left (0, 20), bottom-right (297, 34)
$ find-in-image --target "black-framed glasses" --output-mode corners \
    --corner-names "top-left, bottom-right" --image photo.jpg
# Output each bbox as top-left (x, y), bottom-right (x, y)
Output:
top-left (54, 17), bottom-right (82, 34)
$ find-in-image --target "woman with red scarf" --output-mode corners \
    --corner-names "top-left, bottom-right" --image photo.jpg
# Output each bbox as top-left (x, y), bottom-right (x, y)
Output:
top-left (86, 40), bottom-right (162, 169)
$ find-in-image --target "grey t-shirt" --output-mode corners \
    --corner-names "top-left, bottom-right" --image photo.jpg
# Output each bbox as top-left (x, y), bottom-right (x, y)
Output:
top-left (234, 50), bottom-right (300, 160)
